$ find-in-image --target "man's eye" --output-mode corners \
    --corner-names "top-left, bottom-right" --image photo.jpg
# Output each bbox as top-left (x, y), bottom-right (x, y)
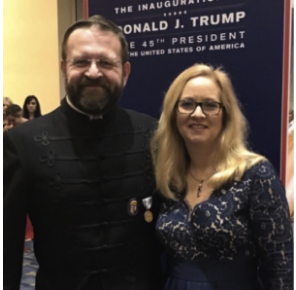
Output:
top-left (99, 60), bottom-right (113, 67)
top-left (74, 60), bottom-right (89, 67)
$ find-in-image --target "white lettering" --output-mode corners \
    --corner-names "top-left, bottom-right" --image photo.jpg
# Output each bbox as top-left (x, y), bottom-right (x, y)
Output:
top-left (137, 0), bottom-right (223, 12)
top-left (172, 31), bottom-right (246, 44)
top-left (209, 42), bottom-right (245, 50)
top-left (119, 21), bottom-right (168, 34)
top-left (191, 12), bottom-right (246, 27)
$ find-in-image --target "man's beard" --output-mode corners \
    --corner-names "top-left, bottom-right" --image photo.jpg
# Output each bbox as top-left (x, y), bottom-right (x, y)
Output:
top-left (65, 76), bottom-right (124, 115)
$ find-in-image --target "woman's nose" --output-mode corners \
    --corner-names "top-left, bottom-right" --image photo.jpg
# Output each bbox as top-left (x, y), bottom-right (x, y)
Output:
top-left (191, 105), bottom-right (205, 117)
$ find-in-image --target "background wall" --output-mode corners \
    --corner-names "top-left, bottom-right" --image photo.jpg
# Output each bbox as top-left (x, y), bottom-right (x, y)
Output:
top-left (86, 0), bottom-right (290, 177)
top-left (3, 0), bottom-right (75, 115)
top-left (58, 0), bottom-right (76, 101)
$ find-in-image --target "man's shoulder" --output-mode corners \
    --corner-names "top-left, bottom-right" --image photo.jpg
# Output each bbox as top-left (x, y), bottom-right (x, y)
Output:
top-left (123, 108), bottom-right (157, 127)
top-left (6, 106), bottom-right (62, 137)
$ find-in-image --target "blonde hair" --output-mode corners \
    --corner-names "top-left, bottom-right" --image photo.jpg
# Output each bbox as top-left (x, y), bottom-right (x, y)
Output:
top-left (3, 97), bottom-right (13, 106)
top-left (151, 63), bottom-right (265, 200)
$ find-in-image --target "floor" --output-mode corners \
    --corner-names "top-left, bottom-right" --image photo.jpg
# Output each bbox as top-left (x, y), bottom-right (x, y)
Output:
top-left (21, 240), bottom-right (37, 290)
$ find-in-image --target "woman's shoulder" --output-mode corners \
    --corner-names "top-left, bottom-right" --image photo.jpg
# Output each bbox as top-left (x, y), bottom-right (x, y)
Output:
top-left (243, 159), bottom-right (279, 181)
top-left (241, 159), bottom-right (286, 201)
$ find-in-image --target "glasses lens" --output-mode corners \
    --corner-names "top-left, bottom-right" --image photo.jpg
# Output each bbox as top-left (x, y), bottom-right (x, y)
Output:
top-left (178, 101), bottom-right (196, 113)
top-left (202, 102), bottom-right (220, 115)
top-left (98, 59), bottom-right (118, 69)
top-left (71, 58), bottom-right (120, 70)
top-left (72, 59), bottom-right (91, 68)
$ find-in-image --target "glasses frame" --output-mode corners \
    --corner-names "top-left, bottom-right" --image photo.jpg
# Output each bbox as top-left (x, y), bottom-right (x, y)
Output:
top-left (176, 100), bottom-right (224, 116)
top-left (66, 58), bottom-right (124, 70)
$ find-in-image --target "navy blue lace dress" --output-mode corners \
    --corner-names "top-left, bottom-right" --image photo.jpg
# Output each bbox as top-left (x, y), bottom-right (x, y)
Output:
top-left (156, 161), bottom-right (293, 290)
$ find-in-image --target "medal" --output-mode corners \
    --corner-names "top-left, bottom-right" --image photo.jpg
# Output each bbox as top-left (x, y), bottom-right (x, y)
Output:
top-left (127, 198), bottom-right (138, 216)
top-left (142, 197), bottom-right (153, 223)
top-left (144, 210), bottom-right (153, 223)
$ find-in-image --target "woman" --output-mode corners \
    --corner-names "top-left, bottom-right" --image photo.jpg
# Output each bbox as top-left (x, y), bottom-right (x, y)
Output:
top-left (22, 95), bottom-right (42, 120)
top-left (151, 64), bottom-right (293, 290)
top-left (3, 96), bottom-right (13, 130)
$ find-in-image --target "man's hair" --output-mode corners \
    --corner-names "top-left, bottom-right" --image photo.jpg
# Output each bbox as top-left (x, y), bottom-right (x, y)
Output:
top-left (151, 63), bottom-right (265, 200)
top-left (22, 95), bottom-right (42, 119)
top-left (61, 15), bottom-right (129, 63)
top-left (6, 104), bottom-right (22, 117)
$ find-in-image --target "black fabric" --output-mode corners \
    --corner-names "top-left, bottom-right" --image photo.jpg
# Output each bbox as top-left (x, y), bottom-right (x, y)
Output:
top-left (4, 99), bottom-right (163, 290)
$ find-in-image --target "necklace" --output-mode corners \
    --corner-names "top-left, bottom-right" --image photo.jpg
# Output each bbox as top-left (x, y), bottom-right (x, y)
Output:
top-left (189, 170), bottom-right (214, 197)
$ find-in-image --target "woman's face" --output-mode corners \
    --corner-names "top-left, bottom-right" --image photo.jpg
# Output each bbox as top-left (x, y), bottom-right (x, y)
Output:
top-left (176, 76), bottom-right (223, 148)
top-left (3, 100), bottom-right (10, 114)
top-left (27, 99), bottom-right (37, 113)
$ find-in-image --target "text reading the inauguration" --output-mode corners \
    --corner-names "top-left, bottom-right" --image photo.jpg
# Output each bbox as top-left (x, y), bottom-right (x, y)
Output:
top-left (114, 0), bottom-right (222, 14)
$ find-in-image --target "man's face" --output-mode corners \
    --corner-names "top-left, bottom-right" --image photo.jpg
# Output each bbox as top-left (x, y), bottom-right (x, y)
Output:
top-left (61, 27), bottom-right (130, 115)
top-left (7, 113), bottom-right (23, 127)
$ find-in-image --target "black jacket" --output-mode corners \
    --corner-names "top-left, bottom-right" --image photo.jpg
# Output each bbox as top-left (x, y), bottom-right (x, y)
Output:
top-left (4, 100), bottom-right (163, 290)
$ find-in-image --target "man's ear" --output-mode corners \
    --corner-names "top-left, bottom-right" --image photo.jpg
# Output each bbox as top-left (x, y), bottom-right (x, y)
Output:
top-left (61, 59), bottom-right (67, 79)
top-left (122, 62), bottom-right (131, 87)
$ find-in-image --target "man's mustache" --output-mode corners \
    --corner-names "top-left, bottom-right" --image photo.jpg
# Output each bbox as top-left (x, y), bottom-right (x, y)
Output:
top-left (80, 78), bottom-right (109, 89)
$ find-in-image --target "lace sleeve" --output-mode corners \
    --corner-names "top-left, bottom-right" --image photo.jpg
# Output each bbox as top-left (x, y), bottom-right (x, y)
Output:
top-left (249, 161), bottom-right (293, 290)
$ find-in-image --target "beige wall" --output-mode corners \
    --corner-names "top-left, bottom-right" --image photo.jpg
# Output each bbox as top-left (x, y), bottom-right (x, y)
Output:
top-left (57, 0), bottom-right (76, 101)
top-left (3, 0), bottom-right (75, 115)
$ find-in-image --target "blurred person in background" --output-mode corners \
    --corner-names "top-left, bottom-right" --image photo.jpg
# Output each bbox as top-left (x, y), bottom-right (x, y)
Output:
top-left (4, 104), bottom-right (27, 131)
top-left (3, 96), bottom-right (13, 130)
top-left (22, 95), bottom-right (42, 120)
top-left (287, 109), bottom-right (294, 222)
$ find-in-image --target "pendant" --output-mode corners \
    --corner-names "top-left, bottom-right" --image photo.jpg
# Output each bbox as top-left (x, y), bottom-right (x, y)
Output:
top-left (197, 180), bottom-right (204, 197)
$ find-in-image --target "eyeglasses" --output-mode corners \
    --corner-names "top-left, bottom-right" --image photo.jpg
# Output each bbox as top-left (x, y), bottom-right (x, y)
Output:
top-left (176, 100), bottom-right (224, 116)
top-left (66, 58), bottom-right (123, 70)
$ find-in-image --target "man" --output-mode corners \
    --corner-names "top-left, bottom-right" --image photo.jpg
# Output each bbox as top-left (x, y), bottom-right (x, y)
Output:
top-left (4, 104), bottom-right (27, 131)
top-left (4, 15), bottom-right (163, 290)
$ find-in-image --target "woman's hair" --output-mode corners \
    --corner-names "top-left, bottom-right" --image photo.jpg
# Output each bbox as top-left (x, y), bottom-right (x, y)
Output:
top-left (6, 104), bottom-right (22, 117)
top-left (22, 95), bottom-right (42, 119)
top-left (3, 97), bottom-right (13, 106)
top-left (150, 63), bottom-right (265, 200)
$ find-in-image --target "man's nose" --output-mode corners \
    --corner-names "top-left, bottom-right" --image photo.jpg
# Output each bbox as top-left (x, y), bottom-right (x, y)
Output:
top-left (85, 60), bottom-right (103, 79)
